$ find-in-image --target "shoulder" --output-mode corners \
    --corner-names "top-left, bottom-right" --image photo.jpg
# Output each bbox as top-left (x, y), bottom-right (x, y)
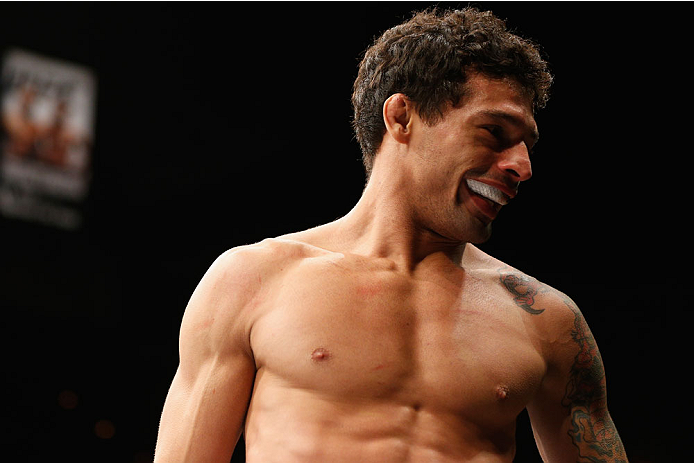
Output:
top-left (208, 238), bottom-right (310, 282)
top-left (194, 236), bottom-right (333, 308)
top-left (464, 245), bottom-right (587, 346)
top-left (493, 266), bottom-right (597, 380)
top-left (179, 238), bottom-right (318, 353)
top-left (212, 235), bottom-right (328, 277)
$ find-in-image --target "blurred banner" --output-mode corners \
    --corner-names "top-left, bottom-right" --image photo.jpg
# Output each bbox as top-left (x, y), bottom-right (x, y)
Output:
top-left (0, 49), bottom-right (96, 230)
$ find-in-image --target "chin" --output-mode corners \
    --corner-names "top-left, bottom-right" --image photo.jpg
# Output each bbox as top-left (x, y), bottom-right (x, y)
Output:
top-left (460, 213), bottom-right (495, 243)
top-left (444, 218), bottom-right (493, 245)
top-left (434, 207), bottom-right (494, 244)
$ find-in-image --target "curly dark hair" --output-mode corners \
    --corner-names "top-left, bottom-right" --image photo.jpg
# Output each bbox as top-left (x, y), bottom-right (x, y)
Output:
top-left (352, 7), bottom-right (553, 177)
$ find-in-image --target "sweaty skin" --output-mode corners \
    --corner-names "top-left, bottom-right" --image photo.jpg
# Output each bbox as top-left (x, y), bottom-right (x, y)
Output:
top-left (154, 74), bottom-right (627, 463)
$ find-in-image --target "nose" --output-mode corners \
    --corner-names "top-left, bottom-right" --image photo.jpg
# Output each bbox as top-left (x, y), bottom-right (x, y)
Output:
top-left (496, 142), bottom-right (532, 182)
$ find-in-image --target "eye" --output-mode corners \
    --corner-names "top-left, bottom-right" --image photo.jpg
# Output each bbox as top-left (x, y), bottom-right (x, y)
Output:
top-left (482, 125), bottom-right (501, 136)
top-left (483, 125), bottom-right (503, 139)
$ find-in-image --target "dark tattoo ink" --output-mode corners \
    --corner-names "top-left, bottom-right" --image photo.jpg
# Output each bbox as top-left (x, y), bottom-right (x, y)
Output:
top-left (561, 296), bottom-right (628, 463)
top-left (498, 271), bottom-right (545, 315)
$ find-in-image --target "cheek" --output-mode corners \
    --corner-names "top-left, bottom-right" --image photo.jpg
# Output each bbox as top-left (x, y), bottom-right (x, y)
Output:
top-left (410, 126), bottom-right (481, 186)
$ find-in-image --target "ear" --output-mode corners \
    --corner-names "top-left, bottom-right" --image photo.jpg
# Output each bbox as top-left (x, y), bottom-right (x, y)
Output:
top-left (383, 93), bottom-right (414, 144)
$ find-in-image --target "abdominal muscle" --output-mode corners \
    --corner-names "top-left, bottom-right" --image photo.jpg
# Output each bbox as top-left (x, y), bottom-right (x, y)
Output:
top-left (243, 373), bottom-right (517, 463)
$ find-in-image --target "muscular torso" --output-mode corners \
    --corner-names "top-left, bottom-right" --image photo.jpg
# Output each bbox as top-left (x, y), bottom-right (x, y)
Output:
top-left (243, 241), bottom-right (549, 462)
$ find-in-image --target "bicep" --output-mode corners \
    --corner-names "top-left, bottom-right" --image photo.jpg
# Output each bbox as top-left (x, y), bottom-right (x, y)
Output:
top-left (155, 352), bottom-right (255, 462)
top-left (528, 295), bottom-right (627, 462)
top-left (155, 250), bottom-right (259, 462)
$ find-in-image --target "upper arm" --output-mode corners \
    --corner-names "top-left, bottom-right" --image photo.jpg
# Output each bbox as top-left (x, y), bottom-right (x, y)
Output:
top-left (154, 248), bottom-right (261, 463)
top-left (527, 292), bottom-right (628, 463)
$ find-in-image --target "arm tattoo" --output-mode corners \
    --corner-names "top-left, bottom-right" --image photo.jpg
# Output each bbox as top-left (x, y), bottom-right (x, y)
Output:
top-left (561, 297), bottom-right (628, 463)
top-left (497, 269), bottom-right (627, 460)
top-left (498, 270), bottom-right (545, 315)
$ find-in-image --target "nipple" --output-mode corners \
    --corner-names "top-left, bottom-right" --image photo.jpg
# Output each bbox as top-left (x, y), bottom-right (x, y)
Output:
top-left (495, 385), bottom-right (509, 401)
top-left (311, 347), bottom-right (331, 362)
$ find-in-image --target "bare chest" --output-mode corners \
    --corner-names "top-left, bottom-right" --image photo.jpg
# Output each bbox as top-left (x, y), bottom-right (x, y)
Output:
top-left (250, 258), bottom-right (546, 423)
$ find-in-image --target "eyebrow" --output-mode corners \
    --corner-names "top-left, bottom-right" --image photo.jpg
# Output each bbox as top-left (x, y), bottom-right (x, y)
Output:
top-left (476, 109), bottom-right (540, 145)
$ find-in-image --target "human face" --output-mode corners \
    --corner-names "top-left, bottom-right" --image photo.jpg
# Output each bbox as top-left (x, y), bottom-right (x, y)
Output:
top-left (406, 73), bottom-right (538, 244)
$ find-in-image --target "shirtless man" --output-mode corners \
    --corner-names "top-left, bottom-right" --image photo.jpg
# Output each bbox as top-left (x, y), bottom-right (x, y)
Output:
top-left (154, 8), bottom-right (627, 462)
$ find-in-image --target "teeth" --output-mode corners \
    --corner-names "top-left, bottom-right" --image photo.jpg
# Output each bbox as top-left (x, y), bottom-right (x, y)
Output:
top-left (466, 179), bottom-right (509, 205)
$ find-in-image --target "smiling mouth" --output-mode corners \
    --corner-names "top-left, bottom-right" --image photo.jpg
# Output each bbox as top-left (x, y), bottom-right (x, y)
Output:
top-left (465, 179), bottom-right (510, 206)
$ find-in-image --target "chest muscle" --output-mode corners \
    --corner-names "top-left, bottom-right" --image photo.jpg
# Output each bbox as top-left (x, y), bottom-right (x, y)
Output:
top-left (250, 260), bottom-right (546, 423)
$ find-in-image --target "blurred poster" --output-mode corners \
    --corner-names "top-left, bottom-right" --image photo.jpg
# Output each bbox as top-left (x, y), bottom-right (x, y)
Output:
top-left (0, 49), bottom-right (96, 230)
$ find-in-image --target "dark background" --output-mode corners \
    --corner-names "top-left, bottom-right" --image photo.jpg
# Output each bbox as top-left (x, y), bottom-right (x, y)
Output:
top-left (1, 2), bottom-right (675, 462)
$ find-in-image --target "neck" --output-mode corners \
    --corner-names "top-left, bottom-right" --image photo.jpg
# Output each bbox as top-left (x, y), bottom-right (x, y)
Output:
top-left (329, 165), bottom-right (467, 271)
